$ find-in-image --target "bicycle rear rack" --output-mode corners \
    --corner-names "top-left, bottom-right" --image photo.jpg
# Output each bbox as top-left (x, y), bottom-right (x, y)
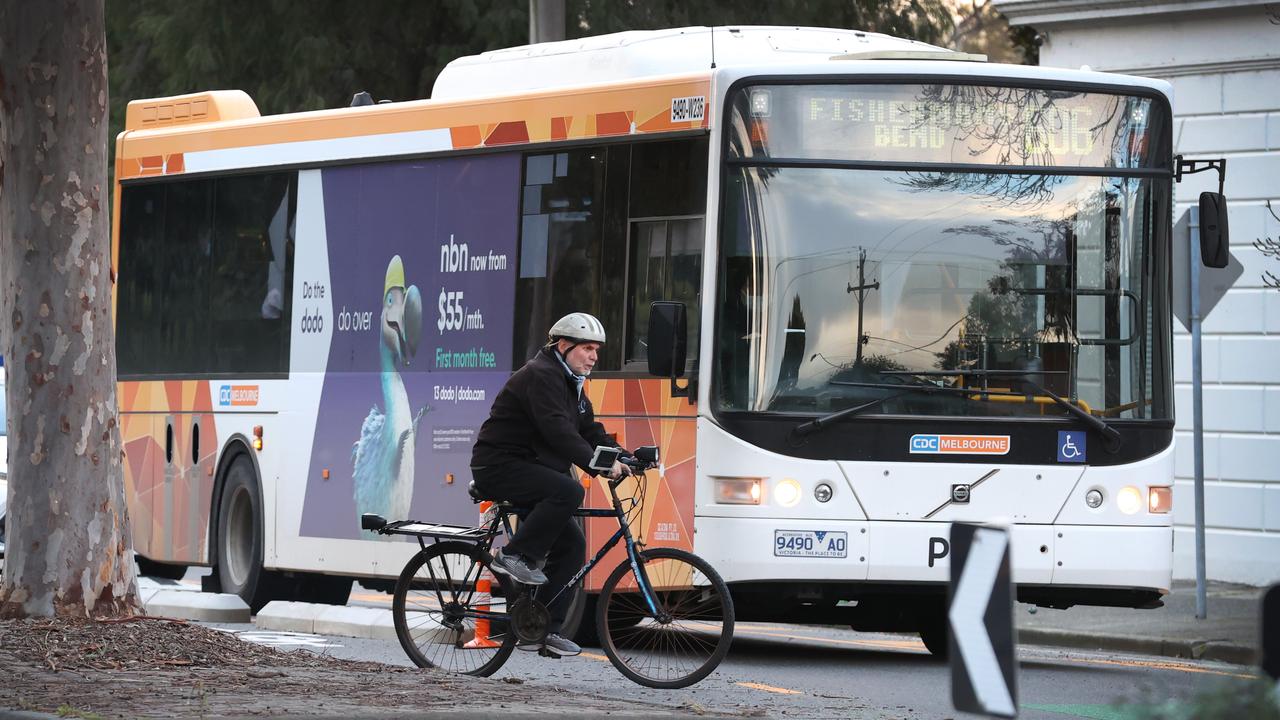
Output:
top-left (361, 513), bottom-right (495, 540)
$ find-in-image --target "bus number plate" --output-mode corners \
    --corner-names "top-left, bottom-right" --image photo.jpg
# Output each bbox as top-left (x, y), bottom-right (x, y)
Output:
top-left (774, 530), bottom-right (847, 558)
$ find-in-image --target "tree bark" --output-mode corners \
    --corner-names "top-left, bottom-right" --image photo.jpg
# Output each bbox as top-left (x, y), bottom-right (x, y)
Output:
top-left (0, 0), bottom-right (140, 617)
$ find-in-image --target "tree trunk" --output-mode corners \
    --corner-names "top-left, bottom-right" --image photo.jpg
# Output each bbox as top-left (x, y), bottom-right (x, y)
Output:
top-left (0, 0), bottom-right (140, 618)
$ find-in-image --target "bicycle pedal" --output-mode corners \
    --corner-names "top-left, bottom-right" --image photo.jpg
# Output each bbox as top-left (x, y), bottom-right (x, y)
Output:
top-left (538, 648), bottom-right (561, 659)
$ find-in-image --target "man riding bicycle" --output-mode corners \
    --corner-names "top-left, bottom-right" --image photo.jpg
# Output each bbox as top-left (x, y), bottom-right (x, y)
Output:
top-left (470, 312), bottom-right (628, 657)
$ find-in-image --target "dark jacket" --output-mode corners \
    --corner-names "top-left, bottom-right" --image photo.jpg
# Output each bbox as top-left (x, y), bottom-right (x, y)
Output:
top-left (472, 346), bottom-right (613, 473)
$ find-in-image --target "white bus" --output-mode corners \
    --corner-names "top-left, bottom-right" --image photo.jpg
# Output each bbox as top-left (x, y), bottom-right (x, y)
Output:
top-left (113, 26), bottom-right (1222, 651)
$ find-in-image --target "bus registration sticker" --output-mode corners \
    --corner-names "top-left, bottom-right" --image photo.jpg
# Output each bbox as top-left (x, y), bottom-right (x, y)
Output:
top-left (671, 96), bottom-right (706, 123)
top-left (774, 530), bottom-right (847, 558)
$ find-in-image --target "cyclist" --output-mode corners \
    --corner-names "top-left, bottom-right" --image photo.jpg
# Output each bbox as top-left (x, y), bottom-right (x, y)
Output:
top-left (470, 312), bottom-right (628, 657)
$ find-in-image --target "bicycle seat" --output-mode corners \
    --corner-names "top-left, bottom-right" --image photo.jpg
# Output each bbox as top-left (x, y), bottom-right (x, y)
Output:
top-left (468, 481), bottom-right (518, 509)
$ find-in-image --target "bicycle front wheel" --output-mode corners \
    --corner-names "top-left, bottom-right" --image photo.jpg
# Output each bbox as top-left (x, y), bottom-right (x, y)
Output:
top-left (392, 541), bottom-right (517, 676)
top-left (597, 547), bottom-right (734, 689)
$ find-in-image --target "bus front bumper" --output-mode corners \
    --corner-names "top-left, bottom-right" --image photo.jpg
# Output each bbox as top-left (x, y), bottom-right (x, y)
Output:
top-left (694, 516), bottom-right (1172, 601)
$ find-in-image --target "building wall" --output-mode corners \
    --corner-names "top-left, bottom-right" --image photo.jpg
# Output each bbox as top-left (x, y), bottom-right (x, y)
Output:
top-left (996, 0), bottom-right (1280, 585)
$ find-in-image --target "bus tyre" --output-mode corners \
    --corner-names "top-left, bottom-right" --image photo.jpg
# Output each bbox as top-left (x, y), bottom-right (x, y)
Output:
top-left (215, 455), bottom-right (279, 613)
top-left (561, 587), bottom-right (600, 647)
top-left (918, 614), bottom-right (949, 660)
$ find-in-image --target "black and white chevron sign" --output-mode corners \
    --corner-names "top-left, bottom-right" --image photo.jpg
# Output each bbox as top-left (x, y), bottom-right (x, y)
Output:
top-left (948, 523), bottom-right (1018, 718)
top-left (1263, 585), bottom-right (1280, 683)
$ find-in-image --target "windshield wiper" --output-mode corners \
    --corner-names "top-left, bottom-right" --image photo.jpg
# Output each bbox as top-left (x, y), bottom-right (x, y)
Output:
top-left (791, 383), bottom-right (945, 441)
top-left (881, 369), bottom-right (1123, 452)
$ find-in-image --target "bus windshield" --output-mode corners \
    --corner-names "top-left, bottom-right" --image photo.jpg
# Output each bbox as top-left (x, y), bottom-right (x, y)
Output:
top-left (716, 83), bottom-right (1172, 421)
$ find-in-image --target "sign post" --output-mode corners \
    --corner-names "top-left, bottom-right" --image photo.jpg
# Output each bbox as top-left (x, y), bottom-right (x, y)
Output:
top-left (949, 522), bottom-right (1017, 718)
top-left (1176, 207), bottom-right (1242, 620)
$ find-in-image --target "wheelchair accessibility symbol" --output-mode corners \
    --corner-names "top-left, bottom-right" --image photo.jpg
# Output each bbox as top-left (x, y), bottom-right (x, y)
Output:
top-left (1057, 431), bottom-right (1086, 463)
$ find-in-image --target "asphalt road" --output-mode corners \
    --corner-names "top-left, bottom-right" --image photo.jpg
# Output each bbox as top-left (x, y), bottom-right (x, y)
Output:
top-left (206, 610), bottom-right (1257, 719)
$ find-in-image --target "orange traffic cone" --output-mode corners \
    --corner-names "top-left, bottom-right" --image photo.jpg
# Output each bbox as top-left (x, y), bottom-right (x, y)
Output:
top-left (464, 500), bottom-right (501, 649)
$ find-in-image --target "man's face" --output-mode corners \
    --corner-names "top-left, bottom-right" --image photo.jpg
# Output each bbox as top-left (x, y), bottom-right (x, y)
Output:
top-left (562, 341), bottom-right (601, 376)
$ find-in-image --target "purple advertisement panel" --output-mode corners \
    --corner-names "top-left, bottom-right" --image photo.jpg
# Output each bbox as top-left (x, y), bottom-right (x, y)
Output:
top-left (300, 154), bottom-right (519, 539)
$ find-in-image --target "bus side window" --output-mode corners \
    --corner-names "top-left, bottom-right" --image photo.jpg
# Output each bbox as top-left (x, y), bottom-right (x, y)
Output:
top-left (209, 173), bottom-right (295, 376)
top-left (515, 149), bottom-right (609, 367)
top-left (624, 138), bottom-right (708, 372)
top-left (116, 171), bottom-right (296, 380)
top-left (117, 183), bottom-right (168, 377)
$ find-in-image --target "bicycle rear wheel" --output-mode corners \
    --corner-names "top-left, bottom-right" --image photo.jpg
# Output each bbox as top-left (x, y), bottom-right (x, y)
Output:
top-left (392, 541), bottom-right (517, 676)
top-left (597, 547), bottom-right (734, 689)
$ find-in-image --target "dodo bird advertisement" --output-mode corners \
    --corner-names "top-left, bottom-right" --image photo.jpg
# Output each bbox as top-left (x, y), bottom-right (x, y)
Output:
top-left (299, 154), bottom-right (519, 539)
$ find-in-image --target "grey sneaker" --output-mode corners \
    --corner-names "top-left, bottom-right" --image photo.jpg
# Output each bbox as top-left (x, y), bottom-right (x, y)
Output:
top-left (518, 633), bottom-right (581, 657)
top-left (490, 550), bottom-right (548, 585)
top-left (542, 633), bottom-right (582, 657)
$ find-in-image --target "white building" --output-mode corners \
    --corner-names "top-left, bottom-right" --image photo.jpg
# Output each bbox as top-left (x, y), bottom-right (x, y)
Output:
top-left (995, 0), bottom-right (1280, 585)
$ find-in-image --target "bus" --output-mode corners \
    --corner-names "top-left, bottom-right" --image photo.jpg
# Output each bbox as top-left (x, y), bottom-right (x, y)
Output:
top-left (113, 26), bottom-right (1219, 651)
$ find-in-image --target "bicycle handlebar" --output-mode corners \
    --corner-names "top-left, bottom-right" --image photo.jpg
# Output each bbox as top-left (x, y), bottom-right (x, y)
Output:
top-left (607, 446), bottom-right (660, 487)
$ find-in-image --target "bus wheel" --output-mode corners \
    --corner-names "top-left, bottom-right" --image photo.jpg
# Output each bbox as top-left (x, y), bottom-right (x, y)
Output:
top-left (215, 455), bottom-right (278, 613)
top-left (918, 613), bottom-right (949, 660)
top-left (561, 586), bottom-right (600, 646)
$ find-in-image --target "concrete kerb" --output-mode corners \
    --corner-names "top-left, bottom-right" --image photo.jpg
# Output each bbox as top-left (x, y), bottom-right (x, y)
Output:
top-left (256, 600), bottom-right (329, 634)
top-left (1019, 628), bottom-right (1257, 666)
top-left (143, 589), bottom-right (250, 623)
top-left (313, 605), bottom-right (390, 639)
top-left (256, 601), bottom-right (458, 644)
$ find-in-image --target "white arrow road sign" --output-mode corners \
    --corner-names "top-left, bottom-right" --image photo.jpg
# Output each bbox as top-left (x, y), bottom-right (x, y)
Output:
top-left (949, 523), bottom-right (1017, 717)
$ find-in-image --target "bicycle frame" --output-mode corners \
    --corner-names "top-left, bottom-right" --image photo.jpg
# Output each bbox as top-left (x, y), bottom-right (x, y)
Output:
top-left (401, 473), bottom-right (667, 629)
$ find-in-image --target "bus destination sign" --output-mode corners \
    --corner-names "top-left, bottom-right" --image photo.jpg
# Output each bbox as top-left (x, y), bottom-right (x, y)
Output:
top-left (802, 94), bottom-right (1099, 159)
top-left (733, 84), bottom-right (1160, 169)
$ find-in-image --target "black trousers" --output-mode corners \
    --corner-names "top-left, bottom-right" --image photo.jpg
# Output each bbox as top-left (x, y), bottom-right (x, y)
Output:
top-left (472, 460), bottom-right (586, 633)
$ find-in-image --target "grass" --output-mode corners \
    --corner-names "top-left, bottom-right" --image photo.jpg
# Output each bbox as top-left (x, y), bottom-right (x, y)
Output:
top-left (55, 705), bottom-right (105, 720)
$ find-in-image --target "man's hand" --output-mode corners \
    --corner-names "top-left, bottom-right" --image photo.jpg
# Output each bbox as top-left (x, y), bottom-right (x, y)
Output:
top-left (606, 460), bottom-right (630, 480)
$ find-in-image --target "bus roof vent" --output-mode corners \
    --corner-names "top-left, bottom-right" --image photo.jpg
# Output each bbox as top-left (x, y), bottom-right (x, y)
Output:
top-left (124, 90), bottom-right (259, 131)
top-left (830, 49), bottom-right (987, 62)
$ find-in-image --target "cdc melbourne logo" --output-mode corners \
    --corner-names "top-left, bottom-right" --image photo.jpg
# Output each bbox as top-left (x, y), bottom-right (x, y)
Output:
top-left (909, 434), bottom-right (1010, 455)
top-left (218, 384), bottom-right (260, 407)
top-left (911, 435), bottom-right (941, 453)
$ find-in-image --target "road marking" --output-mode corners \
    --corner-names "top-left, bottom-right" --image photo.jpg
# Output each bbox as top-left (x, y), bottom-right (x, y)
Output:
top-left (581, 652), bottom-right (610, 663)
top-left (213, 628), bottom-right (342, 649)
top-left (720, 622), bottom-right (926, 652)
top-left (1023, 703), bottom-right (1148, 719)
top-left (737, 682), bottom-right (803, 695)
top-left (1053, 655), bottom-right (1257, 679)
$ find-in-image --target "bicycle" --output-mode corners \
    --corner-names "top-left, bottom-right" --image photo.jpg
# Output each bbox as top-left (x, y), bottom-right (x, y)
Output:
top-left (360, 445), bottom-right (735, 689)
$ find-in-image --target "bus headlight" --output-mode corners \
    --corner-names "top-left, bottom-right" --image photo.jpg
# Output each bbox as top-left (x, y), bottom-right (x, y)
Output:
top-left (714, 477), bottom-right (762, 505)
top-left (1085, 488), bottom-right (1104, 509)
top-left (774, 479), bottom-right (802, 507)
top-left (1117, 486), bottom-right (1143, 515)
top-left (814, 482), bottom-right (834, 503)
top-left (1148, 486), bottom-right (1172, 514)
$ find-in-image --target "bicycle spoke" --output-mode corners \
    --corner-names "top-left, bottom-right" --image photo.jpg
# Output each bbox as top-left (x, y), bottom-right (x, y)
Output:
top-left (393, 544), bottom-right (515, 677)
top-left (601, 550), bottom-right (732, 688)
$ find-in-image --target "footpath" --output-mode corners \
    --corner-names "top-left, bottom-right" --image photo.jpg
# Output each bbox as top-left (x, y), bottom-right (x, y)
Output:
top-left (1016, 579), bottom-right (1261, 665)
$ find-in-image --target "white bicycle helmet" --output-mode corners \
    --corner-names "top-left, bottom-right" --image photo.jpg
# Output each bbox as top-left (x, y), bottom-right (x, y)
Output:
top-left (548, 312), bottom-right (607, 344)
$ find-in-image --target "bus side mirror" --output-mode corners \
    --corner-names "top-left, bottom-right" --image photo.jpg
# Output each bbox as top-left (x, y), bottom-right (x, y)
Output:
top-left (646, 301), bottom-right (687, 379)
top-left (1199, 192), bottom-right (1230, 268)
